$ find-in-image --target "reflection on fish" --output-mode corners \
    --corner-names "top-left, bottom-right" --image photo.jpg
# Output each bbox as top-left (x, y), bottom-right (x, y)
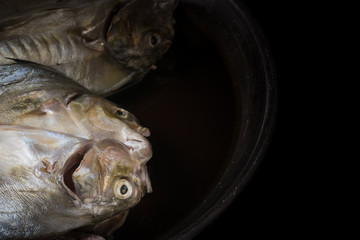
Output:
top-left (0, 0), bottom-right (178, 95)
top-left (0, 62), bottom-right (152, 239)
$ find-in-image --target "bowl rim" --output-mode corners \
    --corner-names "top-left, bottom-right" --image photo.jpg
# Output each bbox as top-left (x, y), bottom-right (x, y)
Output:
top-left (164, 0), bottom-right (278, 239)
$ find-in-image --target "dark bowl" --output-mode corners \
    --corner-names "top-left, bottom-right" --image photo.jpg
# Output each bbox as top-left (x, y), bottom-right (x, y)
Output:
top-left (108, 0), bottom-right (277, 239)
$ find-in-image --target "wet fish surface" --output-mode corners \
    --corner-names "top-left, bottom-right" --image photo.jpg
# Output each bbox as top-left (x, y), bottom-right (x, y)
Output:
top-left (0, 0), bottom-right (178, 95)
top-left (0, 62), bottom-right (152, 239)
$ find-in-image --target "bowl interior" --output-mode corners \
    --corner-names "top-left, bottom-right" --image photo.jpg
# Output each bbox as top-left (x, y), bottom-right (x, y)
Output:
top-left (108, 1), bottom-right (275, 239)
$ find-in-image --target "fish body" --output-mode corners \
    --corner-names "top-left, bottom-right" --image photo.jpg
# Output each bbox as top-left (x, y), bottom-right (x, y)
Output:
top-left (0, 63), bottom-right (152, 239)
top-left (0, 126), bottom-right (96, 239)
top-left (0, 0), bottom-right (177, 95)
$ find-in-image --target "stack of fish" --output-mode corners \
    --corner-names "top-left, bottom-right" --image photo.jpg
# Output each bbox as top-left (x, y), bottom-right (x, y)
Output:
top-left (0, 0), bottom-right (177, 239)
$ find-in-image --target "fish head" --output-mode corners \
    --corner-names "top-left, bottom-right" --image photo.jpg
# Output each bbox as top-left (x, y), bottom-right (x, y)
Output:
top-left (5, 86), bottom-right (153, 216)
top-left (16, 91), bottom-right (154, 216)
top-left (62, 93), bottom-right (152, 215)
top-left (67, 93), bottom-right (152, 162)
top-left (70, 138), bottom-right (151, 214)
top-left (106, 0), bottom-right (178, 71)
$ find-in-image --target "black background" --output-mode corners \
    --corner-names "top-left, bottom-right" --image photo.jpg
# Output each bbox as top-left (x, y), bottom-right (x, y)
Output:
top-left (194, 0), bottom-right (331, 238)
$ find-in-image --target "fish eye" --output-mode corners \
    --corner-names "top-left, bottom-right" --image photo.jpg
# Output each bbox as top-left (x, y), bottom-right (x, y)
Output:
top-left (114, 108), bottom-right (129, 118)
top-left (116, 109), bottom-right (124, 116)
top-left (114, 179), bottom-right (133, 199)
top-left (149, 33), bottom-right (161, 47)
top-left (151, 35), bottom-right (158, 46)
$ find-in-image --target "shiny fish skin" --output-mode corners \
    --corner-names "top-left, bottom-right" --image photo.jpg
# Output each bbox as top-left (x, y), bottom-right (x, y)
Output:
top-left (0, 126), bottom-right (94, 239)
top-left (0, 63), bottom-right (152, 239)
top-left (0, 0), bottom-right (178, 95)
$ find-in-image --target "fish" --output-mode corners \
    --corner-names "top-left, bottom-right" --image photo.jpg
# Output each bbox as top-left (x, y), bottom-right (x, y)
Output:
top-left (0, 62), bottom-right (152, 239)
top-left (0, 0), bottom-right (178, 95)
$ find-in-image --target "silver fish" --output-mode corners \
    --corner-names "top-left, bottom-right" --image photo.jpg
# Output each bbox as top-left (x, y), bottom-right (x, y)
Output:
top-left (0, 62), bottom-right (152, 239)
top-left (0, 0), bottom-right (178, 95)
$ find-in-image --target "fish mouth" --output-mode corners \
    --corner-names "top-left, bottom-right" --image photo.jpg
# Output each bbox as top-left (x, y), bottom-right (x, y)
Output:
top-left (58, 143), bottom-right (93, 202)
top-left (58, 139), bottom-right (153, 203)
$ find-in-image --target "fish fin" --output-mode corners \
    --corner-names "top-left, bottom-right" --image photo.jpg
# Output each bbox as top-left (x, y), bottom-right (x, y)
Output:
top-left (5, 57), bottom-right (41, 65)
top-left (81, 38), bottom-right (105, 52)
top-left (4, 57), bottom-right (59, 72)
top-left (80, 23), bottom-right (106, 52)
